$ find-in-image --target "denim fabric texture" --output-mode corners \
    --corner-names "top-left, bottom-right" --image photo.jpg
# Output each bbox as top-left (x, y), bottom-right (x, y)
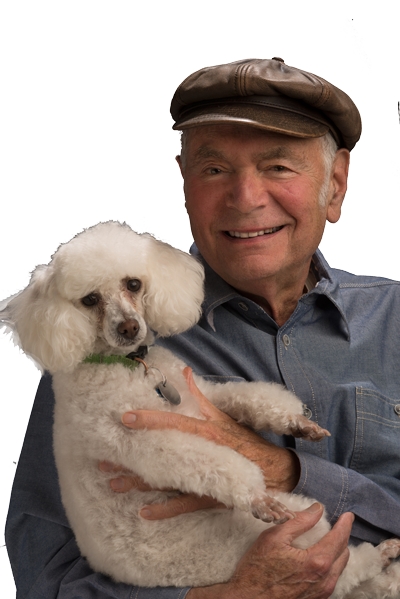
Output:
top-left (6, 249), bottom-right (400, 598)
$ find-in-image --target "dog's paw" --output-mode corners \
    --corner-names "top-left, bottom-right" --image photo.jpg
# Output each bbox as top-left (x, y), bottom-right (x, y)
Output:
top-left (377, 538), bottom-right (400, 568)
top-left (288, 414), bottom-right (330, 441)
top-left (251, 493), bottom-right (295, 524)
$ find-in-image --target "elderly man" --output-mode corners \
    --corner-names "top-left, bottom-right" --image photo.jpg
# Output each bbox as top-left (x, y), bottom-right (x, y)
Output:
top-left (6, 59), bottom-right (400, 599)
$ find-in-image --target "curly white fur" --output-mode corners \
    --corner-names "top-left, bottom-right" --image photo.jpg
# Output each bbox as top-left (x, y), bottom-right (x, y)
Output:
top-left (1, 221), bottom-right (399, 597)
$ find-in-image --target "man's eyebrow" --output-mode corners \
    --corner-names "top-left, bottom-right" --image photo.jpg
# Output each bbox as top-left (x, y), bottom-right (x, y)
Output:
top-left (254, 146), bottom-right (309, 168)
top-left (254, 147), bottom-right (294, 160)
top-left (190, 144), bottom-right (308, 167)
top-left (192, 146), bottom-right (226, 164)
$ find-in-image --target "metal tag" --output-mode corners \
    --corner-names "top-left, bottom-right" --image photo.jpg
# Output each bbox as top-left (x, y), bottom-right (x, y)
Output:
top-left (156, 380), bottom-right (181, 405)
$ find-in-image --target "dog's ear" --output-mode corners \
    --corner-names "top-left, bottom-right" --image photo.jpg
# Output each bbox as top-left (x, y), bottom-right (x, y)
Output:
top-left (142, 237), bottom-right (204, 337)
top-left (0, 265), bottom-right (96, 373)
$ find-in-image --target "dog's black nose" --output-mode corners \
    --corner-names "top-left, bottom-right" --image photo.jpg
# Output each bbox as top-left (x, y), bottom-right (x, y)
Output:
top-left (117, 319), bottom-right (139, 340)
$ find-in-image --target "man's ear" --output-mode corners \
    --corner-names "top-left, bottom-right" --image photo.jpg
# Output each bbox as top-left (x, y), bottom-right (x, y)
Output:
top-left (326, 148), bottom-right (350, 224)
top-left (176, 155), bottom-right (184, 177)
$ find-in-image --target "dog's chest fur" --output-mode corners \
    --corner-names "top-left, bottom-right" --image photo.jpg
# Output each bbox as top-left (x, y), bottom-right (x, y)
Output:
top-left (51, 345), bottom-right (270, 586)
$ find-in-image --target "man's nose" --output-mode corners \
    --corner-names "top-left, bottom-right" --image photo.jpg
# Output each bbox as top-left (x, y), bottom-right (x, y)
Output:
top-left (224, 172), bottom-right (269, 213)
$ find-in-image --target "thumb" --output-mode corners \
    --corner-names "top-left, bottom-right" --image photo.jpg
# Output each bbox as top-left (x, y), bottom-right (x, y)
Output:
top-left (267, 502), bottom-right (324, 544)
top-left (183, 366), bottom-right (225, 420)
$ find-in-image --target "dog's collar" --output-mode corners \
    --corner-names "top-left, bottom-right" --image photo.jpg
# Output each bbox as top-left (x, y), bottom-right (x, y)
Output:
top-left (125, 345), bottom-right (149, 360)
top-left (83, 346), bottom-right (149, 370)
top-left (82, 345), bottom-right (181, 405)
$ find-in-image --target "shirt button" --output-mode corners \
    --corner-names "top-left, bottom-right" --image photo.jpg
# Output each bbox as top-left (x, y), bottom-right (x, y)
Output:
top-left (283, 334), bottom-right (290, 346)
top-left (394, 404), bottom-right (400, 416)
top-left (303, 405), bottom-right (313, 419)
top-left (238, 302), bottom-right (248, 311)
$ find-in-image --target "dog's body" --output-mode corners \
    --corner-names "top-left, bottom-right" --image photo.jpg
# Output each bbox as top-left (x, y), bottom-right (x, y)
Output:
top-left (1, 221), bottom-right (400, 597)
top-left (52, 345), bottom-right (322, 587)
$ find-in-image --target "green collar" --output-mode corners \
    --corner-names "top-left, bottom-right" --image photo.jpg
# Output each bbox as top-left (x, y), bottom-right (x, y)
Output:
top-left (83, 354), bottom-right (141, 371)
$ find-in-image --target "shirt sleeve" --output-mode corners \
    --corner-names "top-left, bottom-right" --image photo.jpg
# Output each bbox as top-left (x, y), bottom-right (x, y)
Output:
top-left (6, 375), bottom-right (190, 599)
top-left (294, 448), bottom-right (400, 544)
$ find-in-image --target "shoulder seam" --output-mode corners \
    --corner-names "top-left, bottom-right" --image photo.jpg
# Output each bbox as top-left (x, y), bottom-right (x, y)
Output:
top-left (339, 281), bottom-right (400, 289)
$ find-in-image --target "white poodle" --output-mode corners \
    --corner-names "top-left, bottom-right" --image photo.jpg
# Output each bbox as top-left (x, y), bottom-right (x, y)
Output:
top-left (1, 221), bottom-right (399, 598)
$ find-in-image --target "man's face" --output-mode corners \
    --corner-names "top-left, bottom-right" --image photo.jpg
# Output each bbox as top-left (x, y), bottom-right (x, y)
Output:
top-left (178, 125), bottom-right (349, 296)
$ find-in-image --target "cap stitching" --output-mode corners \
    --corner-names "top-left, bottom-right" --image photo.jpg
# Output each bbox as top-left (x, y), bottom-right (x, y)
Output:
top-left (241, 63), bottom-right (252, 96)
top-left (233, 64), bottom-right (240, 95)
top-left (239, 64), bottom-right (246, 95)
top-left (235, 62), bottom-right (252, 96)
top-left (311, 75), bottom-right (331, 108)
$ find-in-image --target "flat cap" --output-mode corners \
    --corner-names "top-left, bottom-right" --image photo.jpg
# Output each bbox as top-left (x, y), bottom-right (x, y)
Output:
top-left (171, 58), bottom-right (361, 150)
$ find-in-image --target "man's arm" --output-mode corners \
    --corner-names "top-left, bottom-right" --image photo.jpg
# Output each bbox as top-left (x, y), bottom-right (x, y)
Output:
top-left (119, 377), bottom-right (400, 546)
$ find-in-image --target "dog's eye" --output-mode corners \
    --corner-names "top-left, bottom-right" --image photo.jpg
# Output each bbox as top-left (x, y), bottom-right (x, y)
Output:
top-left (81, 293), bottom-right (100, 307)
top-left (127, 279), bottom-right (141, 292)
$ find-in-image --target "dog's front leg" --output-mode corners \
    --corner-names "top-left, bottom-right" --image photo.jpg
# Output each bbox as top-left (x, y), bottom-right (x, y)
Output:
top-left (106, 427), bottom-right (295, 524)
top-left (194, 377), bottom-right (330, 441)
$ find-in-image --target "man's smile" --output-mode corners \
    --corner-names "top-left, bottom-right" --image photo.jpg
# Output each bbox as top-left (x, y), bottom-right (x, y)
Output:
top-left (225, 226), bottom-right (285, 239)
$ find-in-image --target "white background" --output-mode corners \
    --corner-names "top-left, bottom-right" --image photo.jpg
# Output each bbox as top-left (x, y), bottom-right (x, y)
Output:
top-left (0, 1), bottom-right (399, 595)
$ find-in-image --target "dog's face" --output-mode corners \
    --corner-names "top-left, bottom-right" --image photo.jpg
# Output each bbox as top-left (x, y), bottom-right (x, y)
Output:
top-left (74, 274), bottom-right (153, 355)
top-left (0, 221), bottom-right (204, 373)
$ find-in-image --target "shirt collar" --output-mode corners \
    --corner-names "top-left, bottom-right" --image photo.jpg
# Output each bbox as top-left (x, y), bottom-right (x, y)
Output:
top-left (190, 245), bottom-right (239, 330)
top-left (310, 250), bottom-right (351, 340)
top-left (191, 244), bottom-right (351, 339)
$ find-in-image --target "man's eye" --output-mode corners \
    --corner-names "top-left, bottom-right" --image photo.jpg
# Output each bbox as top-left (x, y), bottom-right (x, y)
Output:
top-left (207, 167), bottom-right (222, 175)
top-left (127, 279), bottom-right (141, 292)
top-left (271, 165), bottom-right (289, 172)
top-left (81, 293), bottom-right (100, 307)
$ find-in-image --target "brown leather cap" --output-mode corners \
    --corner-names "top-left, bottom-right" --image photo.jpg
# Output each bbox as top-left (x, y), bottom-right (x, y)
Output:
top-left (171, 58), bottom-right (361, 150)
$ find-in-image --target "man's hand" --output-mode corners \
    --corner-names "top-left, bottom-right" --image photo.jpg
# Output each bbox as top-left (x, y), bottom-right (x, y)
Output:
top-left (187, 505), bottom-right (354, 599)
top-left (104, 367), bottom-right (300, 518)
top-left (123, 367), bottom-right (299, 485)
top-left (99, 459), bottom-right (225, 518)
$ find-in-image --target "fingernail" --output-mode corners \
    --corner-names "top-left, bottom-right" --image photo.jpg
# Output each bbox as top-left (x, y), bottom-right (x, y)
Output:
top-left (122, 412), bottom-right (137, 425)
top-left (307, 502), bottom-right (323, 512)
top-left (110, 478), bottom-right (125, 491)
top-left (140, 507), bottom-right (152, 519)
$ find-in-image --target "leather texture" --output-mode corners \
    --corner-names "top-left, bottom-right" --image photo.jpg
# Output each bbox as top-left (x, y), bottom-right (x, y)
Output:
top-left (170, 58), bottom-right (361, 150)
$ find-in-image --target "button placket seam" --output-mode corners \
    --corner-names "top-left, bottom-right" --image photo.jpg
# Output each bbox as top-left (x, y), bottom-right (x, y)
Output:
top-left (278, 330), bottom-right (296, 395)
top-left (291, 338), bottom-right (323, 456)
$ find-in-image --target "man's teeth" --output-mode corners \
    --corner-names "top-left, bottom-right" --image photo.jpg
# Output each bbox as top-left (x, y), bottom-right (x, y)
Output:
top-left (228, 227), bottom-right (283, 238)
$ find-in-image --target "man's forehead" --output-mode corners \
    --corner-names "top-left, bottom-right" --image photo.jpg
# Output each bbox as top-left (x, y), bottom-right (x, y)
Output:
top-left (185, 125), bottom-right (320, 160)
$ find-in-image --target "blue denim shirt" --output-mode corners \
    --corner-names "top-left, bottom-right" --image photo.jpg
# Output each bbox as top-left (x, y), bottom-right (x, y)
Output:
top-left (6, 249), bottom-right (400, 599)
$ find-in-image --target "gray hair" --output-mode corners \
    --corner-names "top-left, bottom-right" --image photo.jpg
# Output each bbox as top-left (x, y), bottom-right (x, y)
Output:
top-left (318, 132), bottom-right (339, 206)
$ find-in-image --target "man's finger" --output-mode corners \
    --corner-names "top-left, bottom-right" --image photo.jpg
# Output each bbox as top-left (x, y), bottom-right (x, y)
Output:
top-left (122, 409), bottom-right (212, 436)
top-left (122, 367), bottom-right (233, 430)
top-left (140, 494), bottom-right (227, 520)
top-left (99, 460), bottom-right (132, 475)
top-left (109, 475), bottom-right (154, 493)
top-left (261, 502), bottom-right (326, 545)
top-left (183, 367), bottom-right (230, 421)
top-left (313, 512), bottom-right (354, 556)
top-left (261, 504), bottom-right (353, 557)
top-left (99, 463), bottom-right (160, 492)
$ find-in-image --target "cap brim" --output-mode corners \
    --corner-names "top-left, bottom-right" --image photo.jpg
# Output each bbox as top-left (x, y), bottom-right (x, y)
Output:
top-left (173, 102), bottom-right (333, 141)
